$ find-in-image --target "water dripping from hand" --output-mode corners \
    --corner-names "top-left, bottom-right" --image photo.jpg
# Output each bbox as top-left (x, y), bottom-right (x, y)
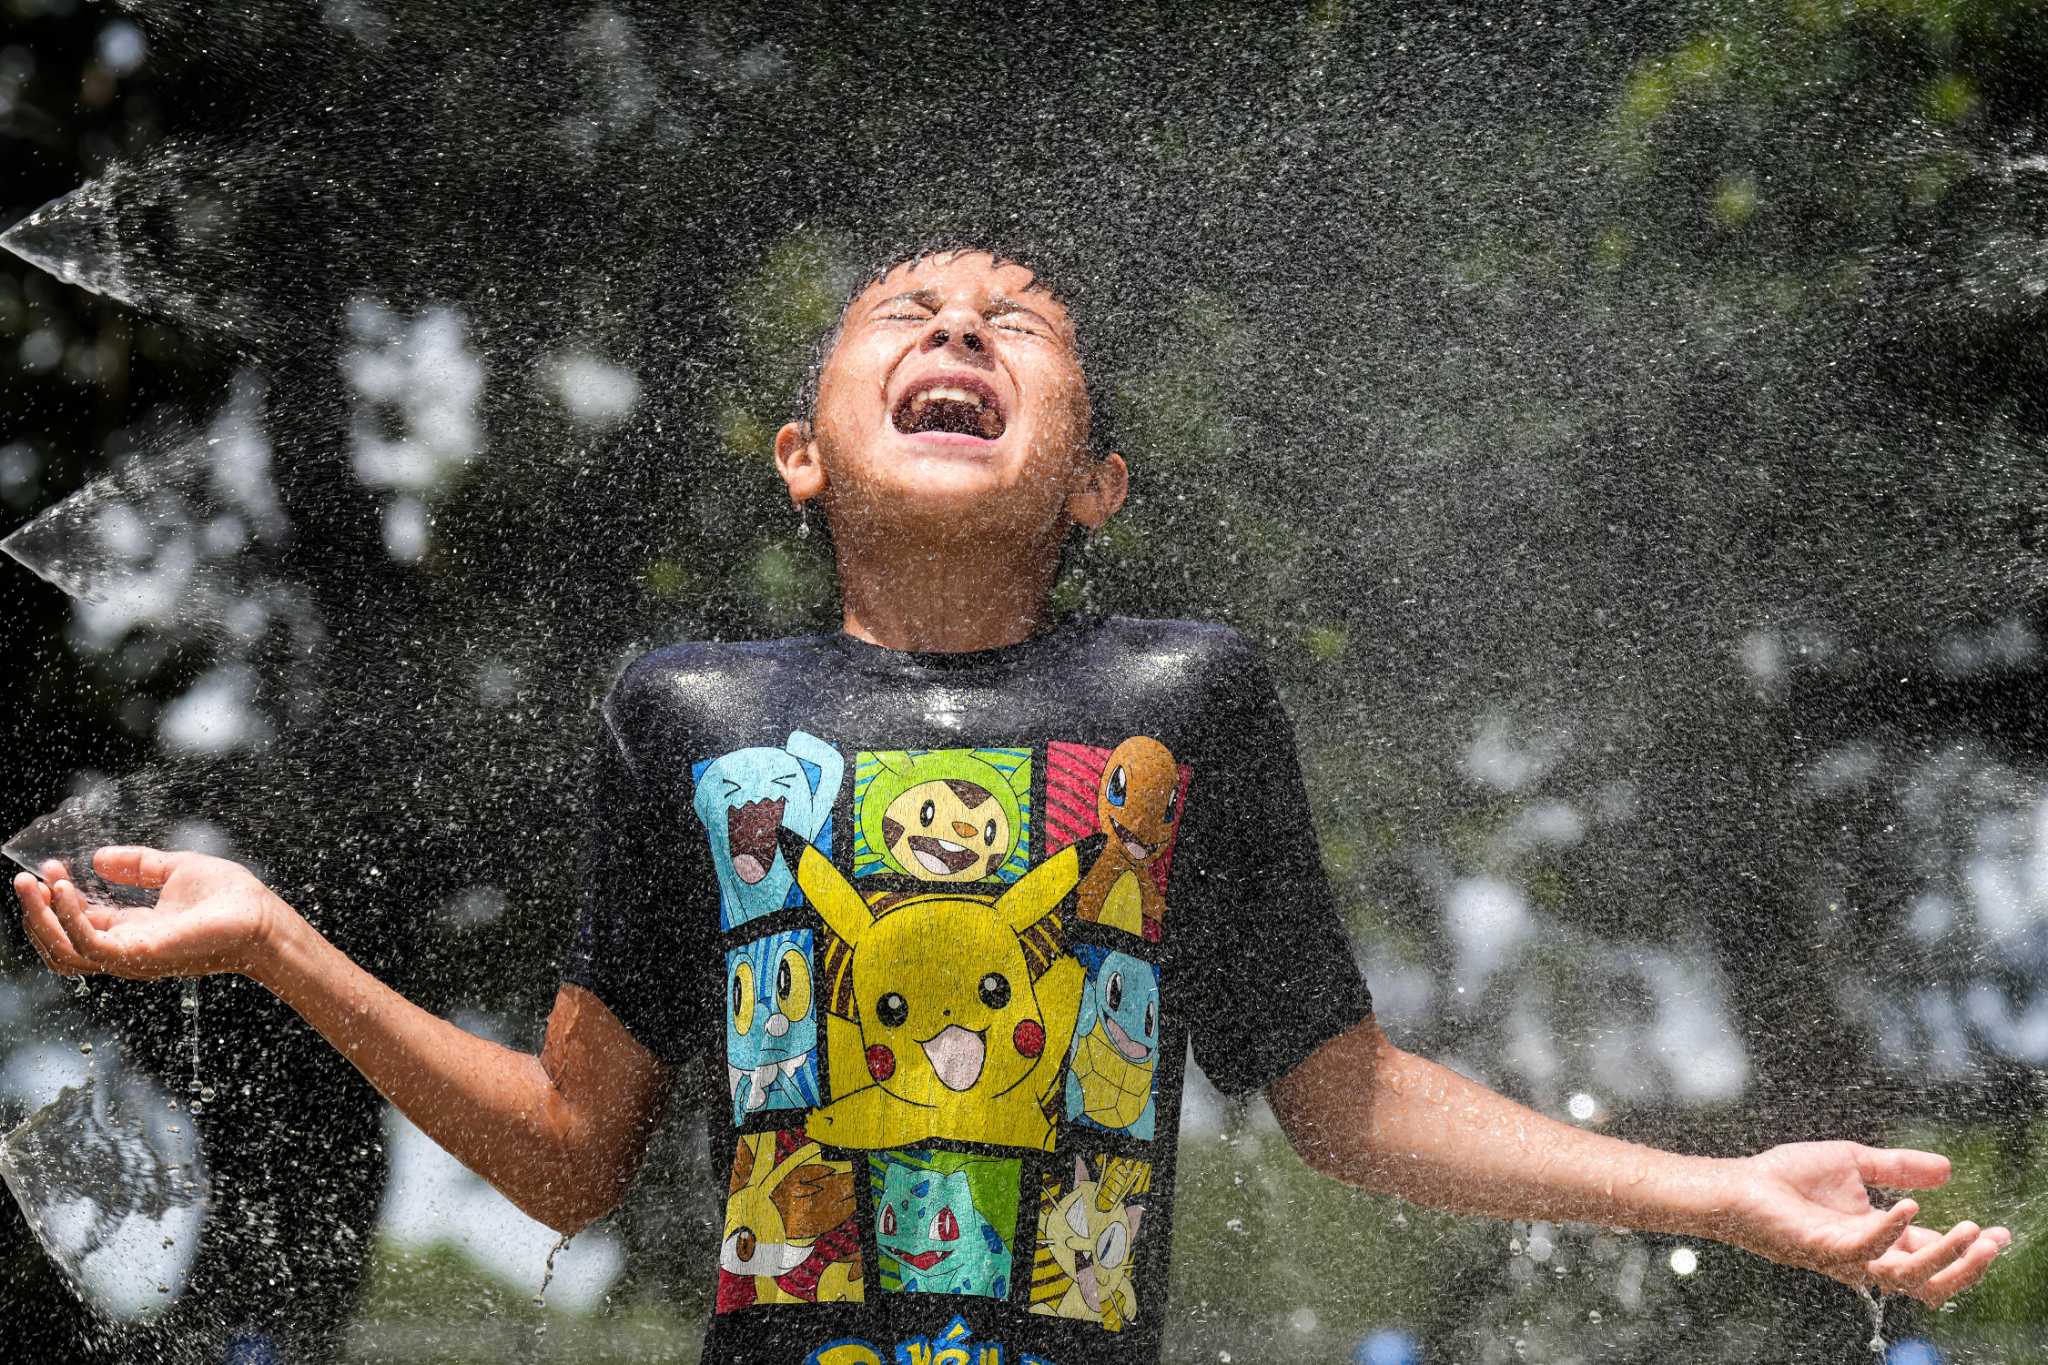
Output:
top-left (181, 979), bottom-right (204, 1115)
top-left (1858, 1284), bottom-right (1886, 1355)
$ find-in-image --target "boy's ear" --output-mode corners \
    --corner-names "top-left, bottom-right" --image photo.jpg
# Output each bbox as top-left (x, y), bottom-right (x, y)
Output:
top-left (775, 421), bottom-right (827, 505)
top-left (1067, 452), bottom-right (1128, 531)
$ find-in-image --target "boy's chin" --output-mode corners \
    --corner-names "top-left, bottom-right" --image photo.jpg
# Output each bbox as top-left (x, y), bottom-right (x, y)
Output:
top-left (861, 477), bottom-right (1060, 542)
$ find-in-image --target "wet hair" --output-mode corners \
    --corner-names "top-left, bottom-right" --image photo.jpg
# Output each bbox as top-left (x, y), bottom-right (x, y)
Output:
top-left (793, 238), bottom-right (1114, 459)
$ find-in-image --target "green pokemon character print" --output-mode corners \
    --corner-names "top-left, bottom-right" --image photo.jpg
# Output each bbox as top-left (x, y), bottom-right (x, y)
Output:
top-left (869, 1149), bottom-right (1021, 1299)
top-left (853, 747), bottom-right (1033, 884)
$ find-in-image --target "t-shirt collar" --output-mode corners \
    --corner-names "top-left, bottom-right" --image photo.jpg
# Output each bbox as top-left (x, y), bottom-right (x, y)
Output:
top-left (827, 612), bottom-right (1089, 676)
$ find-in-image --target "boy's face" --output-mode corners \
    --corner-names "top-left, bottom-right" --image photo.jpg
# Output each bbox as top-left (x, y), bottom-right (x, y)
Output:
top-left (778, 252), bottom-right (1118, 544)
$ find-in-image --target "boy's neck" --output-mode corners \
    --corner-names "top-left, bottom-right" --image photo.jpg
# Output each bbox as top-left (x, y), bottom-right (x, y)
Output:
top-left (833, 530), bottom-right (1063, 654)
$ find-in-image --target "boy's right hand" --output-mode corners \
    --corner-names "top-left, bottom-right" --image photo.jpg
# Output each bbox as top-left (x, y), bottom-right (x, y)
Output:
top-left (14, 846), bottom-right (292, 982)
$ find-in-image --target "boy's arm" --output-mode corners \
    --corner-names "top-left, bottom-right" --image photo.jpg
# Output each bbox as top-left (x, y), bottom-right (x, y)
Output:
top-left (1268, 1016), bottom-right (2007, 1306)
top-left (17, 848), bottom-right (669, 1236)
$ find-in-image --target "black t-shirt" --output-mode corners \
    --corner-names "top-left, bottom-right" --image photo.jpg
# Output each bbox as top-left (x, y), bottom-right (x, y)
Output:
top-left (564, 615), bottom-right (1372, 1365)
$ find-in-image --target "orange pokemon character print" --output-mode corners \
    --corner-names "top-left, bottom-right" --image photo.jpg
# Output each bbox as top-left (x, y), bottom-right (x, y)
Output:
top-left (1045, 738), bottom-right (1187, 941)
top-left (717, 1128), bottom-right (864, 1312)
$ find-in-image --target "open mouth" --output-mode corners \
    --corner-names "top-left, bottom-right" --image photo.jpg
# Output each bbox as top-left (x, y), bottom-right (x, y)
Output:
top-left (920, 1024), bottom-right (987, 1091)
top-left (1074, 1254), bottom-right (1102, 1312)
top-left (728, 1048), bottom-right (813, 1111)
top-left (884, 1244), bottom-right (953, 1272)
top-left (892, 373), bottom-right (1007, 442)
top-left (1108, 815), bottom-right (1161, 865)
top-left (907, 834), bottom-right (980, 876)
top-left (1103, 1012), bottom-right (1154, 1063)
top-left (726, 797), bottom-right (787, 884)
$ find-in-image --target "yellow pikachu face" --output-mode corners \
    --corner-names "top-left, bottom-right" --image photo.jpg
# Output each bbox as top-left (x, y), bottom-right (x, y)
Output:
top-left (851, 895), bottom-right (1048, 1104)
top-left (788, 834), bottom-right (1080, 1113)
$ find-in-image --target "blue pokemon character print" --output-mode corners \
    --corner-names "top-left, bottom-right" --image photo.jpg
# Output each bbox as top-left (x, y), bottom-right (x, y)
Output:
top-left (725, 929), bottom-right (824, 1125)
top-left (693, 731), bottom-right (845, 930)
top-left (1064, 947), bottom-right (1161, 1139)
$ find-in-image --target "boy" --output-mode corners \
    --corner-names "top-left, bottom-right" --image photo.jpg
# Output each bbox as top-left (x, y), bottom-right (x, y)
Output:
top-left (15, 248), bottom-right (2008, 1365)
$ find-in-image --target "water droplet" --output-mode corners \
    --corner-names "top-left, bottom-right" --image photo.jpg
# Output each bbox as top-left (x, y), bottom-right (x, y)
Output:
top-left (78, 1042), bottom-right (92, 1055)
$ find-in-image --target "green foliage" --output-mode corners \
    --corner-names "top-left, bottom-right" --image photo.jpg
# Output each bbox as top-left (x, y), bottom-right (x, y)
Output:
top-left (1885, 1121), bottom-right (2048, 1329)
top-left (711, 235), bottom-right (841, 478)
top-left (351, 1240), bottom-right (700, 1364)
top-left (1711, 173), bottom-right (1760, 230)
top-left (732, 232), bottom-right (845, 397)
top-left (1920, 69), bottom-right (1980, 122)
top-left (1167, 1126), bottom-right (1488, 1354)
top-left (750, 540), bottom-right (834, 628)
top-left (1302, 623), bottom-right (1350, 662)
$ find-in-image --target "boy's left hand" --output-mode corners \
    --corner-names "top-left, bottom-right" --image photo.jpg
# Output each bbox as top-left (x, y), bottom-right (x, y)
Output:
top-left (1724, 1141), bottom-right (2009, 1305)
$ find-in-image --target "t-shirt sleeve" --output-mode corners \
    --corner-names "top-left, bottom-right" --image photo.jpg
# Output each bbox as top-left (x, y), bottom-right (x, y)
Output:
top-left (560, 698), bottom-right (701, 1067)
top-left (1174, 641), bottom-right (1373, 1096)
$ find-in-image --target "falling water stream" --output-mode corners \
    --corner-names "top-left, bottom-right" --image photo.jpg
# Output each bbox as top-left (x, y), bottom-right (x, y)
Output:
top-left (180, 979), bottom-right (204, 1114)
top-left (1860, 1286), bottom-right (1887, 1357)
top-left (535, 1231), bottom-right (572, 1307)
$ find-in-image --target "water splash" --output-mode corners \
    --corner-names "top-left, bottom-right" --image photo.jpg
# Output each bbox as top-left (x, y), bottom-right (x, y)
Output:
top-left (0, 1067), bottom-right (209, 1319)
top-left (0, 140), bottom-right (307, 352)
top-left (0, 373), bottom-right (314, 661)
top-left (1, 185), bottom-right (143, 311)
top-left (4, 776), bottom-right (177, 909)
top-left (531, 1231), bottom-right (572, 1340)
top-left (8, 804), bottom-right (150, 909)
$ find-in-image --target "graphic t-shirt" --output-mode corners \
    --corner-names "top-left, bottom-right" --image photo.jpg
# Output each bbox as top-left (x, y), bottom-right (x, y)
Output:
top-left (564, 615), bottom-right (1373, 1365)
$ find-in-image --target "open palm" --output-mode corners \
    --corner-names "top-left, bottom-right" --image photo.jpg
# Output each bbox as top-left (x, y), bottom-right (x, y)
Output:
top-left (1730, 1140), bottom-right (2009, 1306)
top-left (14, 846), bottom-right (284, 980)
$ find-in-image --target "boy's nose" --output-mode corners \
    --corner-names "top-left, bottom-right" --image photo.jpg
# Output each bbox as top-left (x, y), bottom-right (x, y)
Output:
top-left (921, 318), bottom-right (992, 366)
